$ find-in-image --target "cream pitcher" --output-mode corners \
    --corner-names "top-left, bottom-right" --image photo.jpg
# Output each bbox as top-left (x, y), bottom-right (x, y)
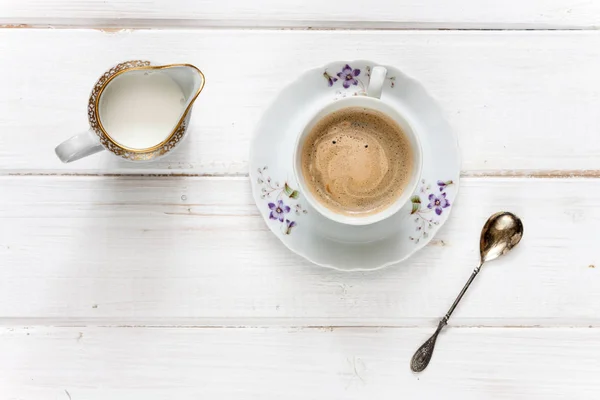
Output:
top-left (55, 60), bottom-right (205, 163)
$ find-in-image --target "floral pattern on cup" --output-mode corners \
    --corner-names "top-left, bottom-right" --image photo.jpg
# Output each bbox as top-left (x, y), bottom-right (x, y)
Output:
top-left (409, 179), bottom-right (454, 243)
top-left (257, 166), bottom-right (307, 235)
top-left (323, 64), bottom-right (396, 98)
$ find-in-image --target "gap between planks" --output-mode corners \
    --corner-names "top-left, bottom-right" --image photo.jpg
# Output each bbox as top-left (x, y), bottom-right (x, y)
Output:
top-left (4, 170), bottom-right (600, 178)
top-left (3, 324), bottom-right (600, 330)
top-left (1, 318), bottom-right (599, 329)
top-left (0, 21), bottom-right (599, 31)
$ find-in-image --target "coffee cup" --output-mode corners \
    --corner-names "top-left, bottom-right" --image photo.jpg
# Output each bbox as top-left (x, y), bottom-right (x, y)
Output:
top-left (293, 66), bottom-right (422, 226)
top-left (55, 60), bottom-right (205, 163)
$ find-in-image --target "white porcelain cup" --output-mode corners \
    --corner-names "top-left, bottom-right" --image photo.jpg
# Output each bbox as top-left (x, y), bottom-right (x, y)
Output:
top-left (293, 66), bottom-right (423, 226)
top-left (55, 60), bottom-right (205, 163)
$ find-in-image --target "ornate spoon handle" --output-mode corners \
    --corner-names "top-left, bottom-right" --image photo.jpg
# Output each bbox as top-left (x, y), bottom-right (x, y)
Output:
top-left (410, 262), bottom-right (482, 372)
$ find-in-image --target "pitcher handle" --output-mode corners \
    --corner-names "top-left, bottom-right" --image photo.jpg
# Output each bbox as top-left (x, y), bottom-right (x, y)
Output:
top-left (367, 66), bottom-right (387, 99)
top-left (55, 130), bottom-right (105, 163)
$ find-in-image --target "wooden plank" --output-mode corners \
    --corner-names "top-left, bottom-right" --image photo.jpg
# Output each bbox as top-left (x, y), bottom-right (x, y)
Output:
top-left (1, 0), bottom-right (599, 29)
top-left (1, 176), bottom-right (599, 325)
top-left (2, 30), bottom-right (600, 176)
top-left (2, 326), bottom-right (600, 398)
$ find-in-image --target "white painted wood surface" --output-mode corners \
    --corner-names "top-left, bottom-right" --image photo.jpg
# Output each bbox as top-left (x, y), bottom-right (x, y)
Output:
top-left (3, 30), bottom-right (600, 175)
top-left (1, 0), bottom-right (599, 29)
top-left (2, 327), bottom-right (600, 399)
top-left (1, 177), bottom-right (599, 326)
top-left (2, 1), bottom-right (600, 397)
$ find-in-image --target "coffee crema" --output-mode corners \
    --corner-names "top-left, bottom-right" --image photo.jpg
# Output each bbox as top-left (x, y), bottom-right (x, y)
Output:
top-left (301, 107), bottom-right (413, 216)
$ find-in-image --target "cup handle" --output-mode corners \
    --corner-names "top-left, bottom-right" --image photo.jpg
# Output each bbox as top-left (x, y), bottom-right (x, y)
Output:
top-left (367, 66), bottom-right (387, 99)
top-left (55, 129), bottom-right (105, 163)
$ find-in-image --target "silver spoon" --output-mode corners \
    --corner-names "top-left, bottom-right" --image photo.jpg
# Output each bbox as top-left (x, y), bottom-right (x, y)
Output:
top-left (410, 211), bottom-right (524, 373)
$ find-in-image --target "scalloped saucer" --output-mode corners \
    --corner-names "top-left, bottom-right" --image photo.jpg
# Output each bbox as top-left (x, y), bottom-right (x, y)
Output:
top-left (249, 60), bottom-right (460, 271)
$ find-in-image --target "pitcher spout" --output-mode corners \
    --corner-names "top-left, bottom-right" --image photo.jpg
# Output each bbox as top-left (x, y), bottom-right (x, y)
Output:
top-left (160, 64), bottom-right (205, 111)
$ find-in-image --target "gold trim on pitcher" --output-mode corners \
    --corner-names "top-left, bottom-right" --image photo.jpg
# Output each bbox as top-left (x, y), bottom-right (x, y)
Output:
top-left (87, 60), bottom-right (206, 161)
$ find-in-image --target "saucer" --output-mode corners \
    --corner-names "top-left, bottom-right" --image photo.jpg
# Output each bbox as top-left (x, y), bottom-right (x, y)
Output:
top-left (249, 60), bottom-right (460, 271)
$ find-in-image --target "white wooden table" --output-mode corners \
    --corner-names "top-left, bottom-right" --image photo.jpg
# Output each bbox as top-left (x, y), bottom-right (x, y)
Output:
top-left (2, 1), bottom-right (600, 398)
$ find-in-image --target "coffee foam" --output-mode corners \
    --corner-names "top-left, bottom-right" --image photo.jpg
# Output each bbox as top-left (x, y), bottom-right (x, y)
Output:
top-left (301, 107), bottom-right (413, 216)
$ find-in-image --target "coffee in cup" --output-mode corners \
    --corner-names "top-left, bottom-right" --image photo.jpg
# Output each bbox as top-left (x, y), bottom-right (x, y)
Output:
top-left (293, 66), bottom-right (422, 226)
top-left (300, 106), bottom-right (413, 217)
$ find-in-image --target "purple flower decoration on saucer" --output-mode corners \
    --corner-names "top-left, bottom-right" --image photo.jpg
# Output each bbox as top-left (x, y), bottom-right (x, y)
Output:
top-left (268, 200), bottom-right (291, 222)
top-left (337, 64), bottom-right (361, 88)
top-left (428, 193), bottom-right (450, 215)
top-left (410, 179), bottom-right (454, 243)
top-left (437, 180), bottom-right (454, 192)
top-left (284, 219), bottom-right (297, 234)
top-left (323, 71), bottom-right (338, 87)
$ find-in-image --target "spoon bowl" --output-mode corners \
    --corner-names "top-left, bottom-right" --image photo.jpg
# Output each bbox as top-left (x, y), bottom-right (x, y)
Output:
top-left (480, 212), bottom-right (524, 263)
